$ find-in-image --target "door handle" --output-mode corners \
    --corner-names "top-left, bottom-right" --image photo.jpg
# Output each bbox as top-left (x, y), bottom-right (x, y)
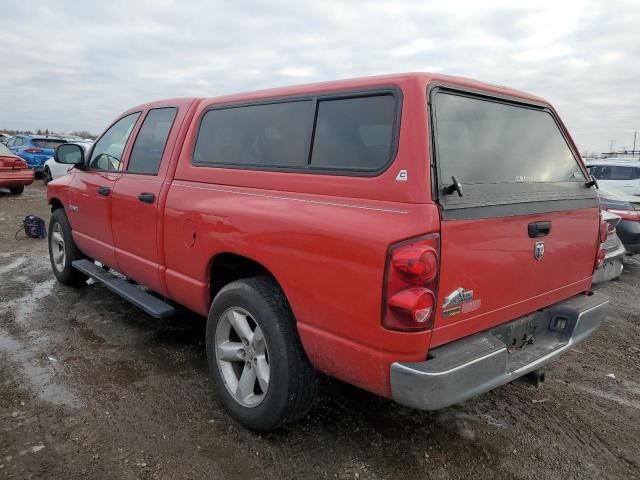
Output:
top-left (97, 186), bottom-right (111, 196)
top-left (528, 221), bottom-right (552, 238)
top-left (138, 192), bottom-right (155, 204)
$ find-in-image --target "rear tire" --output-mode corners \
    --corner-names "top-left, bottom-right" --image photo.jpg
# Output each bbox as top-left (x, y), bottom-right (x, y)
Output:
top-left (48, 209), bottom-right (88, 286)
top-left (42, 167), bottom-right (52, 185)
top-left (206, 277), bottom-right (318, 432)
top-left (9, 186), bottom-right (24, 194)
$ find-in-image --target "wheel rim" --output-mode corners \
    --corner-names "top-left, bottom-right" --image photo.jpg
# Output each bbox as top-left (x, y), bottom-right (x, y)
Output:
top-left (215, 307), bottom-right (270, 407)
top-left (51, 223), bottom-right (66, 272)
top-left (43, 169), bottom-right (50, 184)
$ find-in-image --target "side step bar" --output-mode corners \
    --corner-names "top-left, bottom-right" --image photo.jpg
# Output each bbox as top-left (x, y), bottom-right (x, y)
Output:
top-left (72, 259), bottom-right (175, 318)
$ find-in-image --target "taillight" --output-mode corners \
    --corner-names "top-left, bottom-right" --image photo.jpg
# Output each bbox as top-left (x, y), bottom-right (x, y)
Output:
top-left (595, 246), bottom-right (606, 269)
top-left (12, 159), bottom-right (27, 169)
top-left (383, 234), bottom-right (440, 331)
top-left (605, 208), bottom-right (640, 222)
top-left (24, 148), bottom-right (43, 154)
top-left (599, 216), bottom-right (609, 243)
top-left (595, 213), bottom-right (608, 271)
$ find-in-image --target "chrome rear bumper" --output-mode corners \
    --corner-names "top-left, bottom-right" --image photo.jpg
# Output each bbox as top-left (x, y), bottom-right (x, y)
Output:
top-left (390, 292), bottom-right (608, 410)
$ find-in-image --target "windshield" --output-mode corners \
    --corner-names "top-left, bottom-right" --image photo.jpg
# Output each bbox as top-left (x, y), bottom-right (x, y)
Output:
top-left (0, 142), bottom-right (13, 156)
top-left (434, 93), bottom-right (586, 185)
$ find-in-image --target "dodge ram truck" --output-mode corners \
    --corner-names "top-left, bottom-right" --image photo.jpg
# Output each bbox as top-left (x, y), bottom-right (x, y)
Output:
top-left (47, 73), bottom-right (608, 432)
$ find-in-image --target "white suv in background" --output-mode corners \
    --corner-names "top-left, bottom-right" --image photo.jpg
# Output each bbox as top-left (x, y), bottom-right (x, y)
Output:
top-left (586, 160), bottom-right (640, 196)
top-left (42, 141), bottom-right (92, 184)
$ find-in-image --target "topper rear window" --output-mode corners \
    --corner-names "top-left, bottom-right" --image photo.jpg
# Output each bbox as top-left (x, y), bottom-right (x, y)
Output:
top-left (430, 89), bottom-right (596, 217)
top-left (433, 92), bottom-right (585, 186)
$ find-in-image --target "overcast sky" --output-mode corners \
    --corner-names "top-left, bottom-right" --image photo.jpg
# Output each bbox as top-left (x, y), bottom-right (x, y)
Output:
top-left (0, 0), bottom-right (638, 153)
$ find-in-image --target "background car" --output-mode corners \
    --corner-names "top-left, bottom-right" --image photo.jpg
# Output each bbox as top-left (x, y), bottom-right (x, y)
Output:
top-left (0, 142), bottom-right (34, 194)
top-left (42, 140), bottom-right (92, 184)
top-left (5, 134), bottom-right (67, 176)
top-left (592, 210), bottom-right (625, 285)
top-left (0, 133), bottom-right (10, 144)
top-left (597, 183), bottom-right (640, 254)
top-left (587, 160), bottom-right (640, 195)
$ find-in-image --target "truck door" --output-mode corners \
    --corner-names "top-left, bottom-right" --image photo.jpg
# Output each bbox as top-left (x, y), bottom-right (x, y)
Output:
top-left (68, 113), bottom-right (141, 267)
top-left (111, 106), bottom-right (180, 295)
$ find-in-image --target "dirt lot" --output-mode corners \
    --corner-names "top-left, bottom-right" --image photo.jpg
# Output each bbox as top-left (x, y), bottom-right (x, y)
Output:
top-left (1, 183), bottom-right (639, 480)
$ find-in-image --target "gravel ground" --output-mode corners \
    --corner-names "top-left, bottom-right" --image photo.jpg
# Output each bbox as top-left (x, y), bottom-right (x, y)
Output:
top-left (1, 183), bottom-right (639, 480)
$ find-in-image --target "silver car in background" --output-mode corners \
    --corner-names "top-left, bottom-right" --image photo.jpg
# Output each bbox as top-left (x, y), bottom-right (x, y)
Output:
top-left (593, 210), bottom-right (626, 285)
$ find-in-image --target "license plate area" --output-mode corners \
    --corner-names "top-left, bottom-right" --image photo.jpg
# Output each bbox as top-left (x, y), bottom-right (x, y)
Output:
top-left (489, 308), bottom-right (577, 371)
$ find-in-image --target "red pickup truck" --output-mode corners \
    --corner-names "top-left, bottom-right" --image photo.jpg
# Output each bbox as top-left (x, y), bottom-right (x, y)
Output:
top-left (47, 73), bottom-right (608, 432)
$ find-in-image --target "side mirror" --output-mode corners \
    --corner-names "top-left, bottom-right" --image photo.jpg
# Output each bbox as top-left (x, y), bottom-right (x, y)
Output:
top-left (55, 143), bottom-right (85, 167)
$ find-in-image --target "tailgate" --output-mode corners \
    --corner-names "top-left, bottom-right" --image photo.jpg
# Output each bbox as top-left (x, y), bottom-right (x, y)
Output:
top-left (429, 87), bottom-right (599, 346)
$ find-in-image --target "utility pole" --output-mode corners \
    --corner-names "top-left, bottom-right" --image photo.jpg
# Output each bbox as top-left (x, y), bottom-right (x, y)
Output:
top-left (609, 139), bottom-right (615, 153)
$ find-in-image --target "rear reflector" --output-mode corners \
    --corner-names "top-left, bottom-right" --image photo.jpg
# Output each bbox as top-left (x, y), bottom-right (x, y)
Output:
top-left (24, 148), bottom-right (43, 154)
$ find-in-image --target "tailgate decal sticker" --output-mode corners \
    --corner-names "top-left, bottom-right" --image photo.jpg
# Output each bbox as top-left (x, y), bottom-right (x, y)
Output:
top-left (442, 287), bottom-right (474, 308)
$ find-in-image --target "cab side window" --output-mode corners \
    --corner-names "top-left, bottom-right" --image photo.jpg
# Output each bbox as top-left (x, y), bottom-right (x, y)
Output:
top-left (88, 113), bottom-right (141, 171)
top-left (127, 108), bottom-right (177, 175)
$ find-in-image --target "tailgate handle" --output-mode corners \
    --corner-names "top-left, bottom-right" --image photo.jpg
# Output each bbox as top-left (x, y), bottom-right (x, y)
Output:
top-left (528, 221), bottom-right (551, 238)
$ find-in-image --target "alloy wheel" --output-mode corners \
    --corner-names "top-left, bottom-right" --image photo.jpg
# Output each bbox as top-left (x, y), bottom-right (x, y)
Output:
top-left (51, 222), bottom-right (66, 272)
top-left (215, 307), bottom-right (270, 407)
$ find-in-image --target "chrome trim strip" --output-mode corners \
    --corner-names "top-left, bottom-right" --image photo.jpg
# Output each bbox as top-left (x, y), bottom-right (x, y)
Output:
top-left (393, 347), bottom-right (506, 377)
top-left (171, 181), bottom-right (409, 214)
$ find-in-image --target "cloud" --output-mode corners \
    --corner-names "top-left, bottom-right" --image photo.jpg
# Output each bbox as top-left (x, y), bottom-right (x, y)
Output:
top-left (0, 0), bottom-right (638, 153)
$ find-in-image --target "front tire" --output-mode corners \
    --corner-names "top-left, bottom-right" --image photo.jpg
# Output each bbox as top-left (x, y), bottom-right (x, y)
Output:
top-left (48, 209), bottom-right (87, 286)
top-left (206, 277), bottom-right (318, 432)
top-left (9, 186), bottom-right (24, 194)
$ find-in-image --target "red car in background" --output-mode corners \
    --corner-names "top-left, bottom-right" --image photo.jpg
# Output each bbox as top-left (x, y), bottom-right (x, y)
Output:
top-left (0, 142), bottom-right (34, 194)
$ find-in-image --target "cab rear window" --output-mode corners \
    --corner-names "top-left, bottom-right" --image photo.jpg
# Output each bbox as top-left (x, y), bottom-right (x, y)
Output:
top-left (433, 93), bottom-right (585, 186)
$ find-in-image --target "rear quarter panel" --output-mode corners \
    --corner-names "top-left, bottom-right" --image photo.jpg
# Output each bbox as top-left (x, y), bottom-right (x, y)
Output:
top-left (164, 184), bottom-right (439, 396)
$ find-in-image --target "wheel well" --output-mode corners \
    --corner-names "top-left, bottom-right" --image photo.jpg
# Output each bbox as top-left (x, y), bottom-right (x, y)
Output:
top-left (49, 198), bottom-right (63, 212)
top-left (209, 253), bottom-right (275, 302)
